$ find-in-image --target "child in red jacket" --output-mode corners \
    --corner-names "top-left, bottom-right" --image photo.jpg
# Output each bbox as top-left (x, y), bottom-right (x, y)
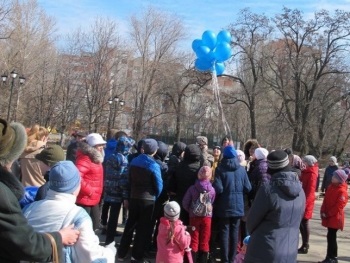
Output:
top-left (319, 169), bottom-right (349, 263)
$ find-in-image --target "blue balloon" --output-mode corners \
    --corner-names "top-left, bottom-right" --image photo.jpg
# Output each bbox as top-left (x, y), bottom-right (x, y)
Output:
top-left (202, 50), bottom-right (216, 63)
top-left (217, 30), bottom-right (231, 44)
top-left (195, 45), bottom-right (211, 59)
top-left (202, 30), bottom-right (217, 50)
top-left (192, 39), bottom-right (203, 52)
top-left (214, 42), bottom-right (232, 62)
top-left (215, 62), bottom-right (225, 75)
top-left (195, 58), bottom-right (213, 72)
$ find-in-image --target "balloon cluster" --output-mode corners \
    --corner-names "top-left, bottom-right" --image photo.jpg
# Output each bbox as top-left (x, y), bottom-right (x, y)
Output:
top-left (192, 30), bottom-right (232, 75)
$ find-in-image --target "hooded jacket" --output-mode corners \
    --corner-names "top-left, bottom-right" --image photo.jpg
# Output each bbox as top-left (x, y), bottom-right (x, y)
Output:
top-left (245, 168), bottom-right (306, 263)
top-left (154, 141), bottom-right (169, 203)
top-left (300, 163), bottom-right (319, 219)
top-left (213, 156), bottom-right (251, 218)
top-left (75, 141), bottom-right (104, 206)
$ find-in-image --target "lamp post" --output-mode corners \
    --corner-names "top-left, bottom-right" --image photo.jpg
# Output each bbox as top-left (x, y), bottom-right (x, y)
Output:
top-left (2, 70), bottom-right (25, 121)
top-left (107, 95), bottom-right (125, 130)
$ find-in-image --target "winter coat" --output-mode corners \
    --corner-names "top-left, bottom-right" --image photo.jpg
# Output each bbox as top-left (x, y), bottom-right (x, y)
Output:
top-left (66, 140), bottom-right (78, 164)
top-left (23, 190), bottom-right (115, 263)
top-left (182, 179), bottom-right (216, 218)
top-left (321, 182), bottom-right (348, 230)
top-left (321, 165), bottom-right (338, 192)
top-left (300, 164), bottom-right (319, 219)
top-left (19, 140), bottom-right (48, 187)
top-left (156, 217), bottom-right (191, 263)
top-left (0, 166), bottom-right (62, 263)
top-left (245, 168), bottom-right (306, 263)
top-left (247, 158), bottom-right (269, 202)
top-left (75, 142), bottom-right (104, 206)
top-left (167, 144), bottom-right (201, 206)
top-left (129, 153), bottom-right (163, 200)
top-left (103, 138), bottom-right (117, 163)
top-left (213, 157), bottom-right (251, 218)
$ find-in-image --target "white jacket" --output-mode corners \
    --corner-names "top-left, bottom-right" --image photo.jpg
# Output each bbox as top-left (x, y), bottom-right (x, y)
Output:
top-left (22, 190), bottom-right (115, 263)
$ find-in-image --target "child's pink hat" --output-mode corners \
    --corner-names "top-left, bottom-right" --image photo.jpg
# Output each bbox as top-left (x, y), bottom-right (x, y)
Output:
top-left (198, 166), bottom-right (212, 180)
top-left (333, 169), bottom-right (347, 183)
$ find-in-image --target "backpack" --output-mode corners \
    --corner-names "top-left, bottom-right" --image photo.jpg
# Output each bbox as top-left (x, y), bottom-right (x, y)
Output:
top-left (191, 190), bottom-right (213, 217)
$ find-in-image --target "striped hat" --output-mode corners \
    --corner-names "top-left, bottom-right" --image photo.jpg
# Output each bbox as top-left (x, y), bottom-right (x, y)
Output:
top-left (267, 150), bottom-right (289, 170)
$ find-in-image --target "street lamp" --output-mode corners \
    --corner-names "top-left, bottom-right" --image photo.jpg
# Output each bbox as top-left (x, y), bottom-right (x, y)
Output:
top-left (2, 70), bottom-right (25, 121)
top-left (107, 95), bottom-right (125, 130)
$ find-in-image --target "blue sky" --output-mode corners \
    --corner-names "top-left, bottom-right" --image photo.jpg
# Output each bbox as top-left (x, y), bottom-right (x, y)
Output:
top-left (38, 0), bottom-right (350, 52)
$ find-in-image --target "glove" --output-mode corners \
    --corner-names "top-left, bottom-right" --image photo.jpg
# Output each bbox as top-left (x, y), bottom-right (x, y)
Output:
top-left (105, 241), bottom-right (117, 256)
top-left (321, 212), bottom-right (327, 219)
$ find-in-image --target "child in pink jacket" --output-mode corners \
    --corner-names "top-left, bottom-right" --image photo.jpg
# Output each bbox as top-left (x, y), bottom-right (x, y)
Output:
top-left (156, 201), bottom-right (191, 263)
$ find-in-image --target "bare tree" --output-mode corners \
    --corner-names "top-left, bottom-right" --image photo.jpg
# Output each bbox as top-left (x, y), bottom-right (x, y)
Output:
top-left (128, 6), bottom-right (186, 140)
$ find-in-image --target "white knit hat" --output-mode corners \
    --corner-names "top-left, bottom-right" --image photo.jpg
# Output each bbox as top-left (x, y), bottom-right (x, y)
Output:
top-left (164, 201), bottom-right (181, 221)
top-left (254, 148), bottom-right (269, 160)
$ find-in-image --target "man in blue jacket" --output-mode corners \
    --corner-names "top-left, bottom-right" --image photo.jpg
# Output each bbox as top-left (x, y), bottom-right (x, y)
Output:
top-left (117, 138), bottom-right (163, 263)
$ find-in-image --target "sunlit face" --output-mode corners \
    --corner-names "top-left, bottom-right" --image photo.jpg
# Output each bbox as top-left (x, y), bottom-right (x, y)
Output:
top-left (249, 147), bottom-right (257, 157)
top-left (213, 148), bottom-right (221, 157)
top-left (94, 144), bottom-right (105, 152)
top-left (222, 139), bottom-right (230, 148)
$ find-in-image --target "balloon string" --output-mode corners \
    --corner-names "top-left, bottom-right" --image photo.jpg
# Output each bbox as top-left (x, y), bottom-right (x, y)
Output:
top-left (211, 69), bottom-right (232, 142)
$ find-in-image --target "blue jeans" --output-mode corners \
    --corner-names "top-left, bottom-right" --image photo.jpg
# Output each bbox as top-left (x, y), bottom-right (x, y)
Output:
top-left (219, 217), bottom-right (241, 263)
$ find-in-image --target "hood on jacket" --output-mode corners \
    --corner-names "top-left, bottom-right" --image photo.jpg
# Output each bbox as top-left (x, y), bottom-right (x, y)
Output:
top-left (116, 136), bottom-right (135, 155)
top-left (184, 144), bottom-right (201, 163)
top-left (171, 142), bottom-right (186, 157)
top-left (271, 169), bottom-right (303, 198)
top-left (105, 138), bottom-right (117, 151)
top-left (219, 157), bottom-right (241, 172)
top-left (155, 141), bottom-right (169, 162)
top-left (195, 179), bottom-right (213, 192)
top-left (77, 141), bottom-right (104, 164)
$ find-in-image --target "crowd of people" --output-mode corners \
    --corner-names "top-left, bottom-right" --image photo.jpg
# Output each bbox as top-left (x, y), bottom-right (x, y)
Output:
top-left (0, 117), bottom-right (348, 263)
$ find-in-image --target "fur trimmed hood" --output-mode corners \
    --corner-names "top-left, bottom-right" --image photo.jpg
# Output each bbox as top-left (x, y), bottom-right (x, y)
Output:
top-left (77, 141), bottom-right (104, 164)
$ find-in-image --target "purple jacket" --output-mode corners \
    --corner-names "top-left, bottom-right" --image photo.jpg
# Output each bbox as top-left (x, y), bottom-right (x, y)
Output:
top-left (182, 179), bottom-right (216, 218)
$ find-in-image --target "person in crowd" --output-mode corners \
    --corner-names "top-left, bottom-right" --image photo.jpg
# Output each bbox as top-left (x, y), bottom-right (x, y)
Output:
top-left (196, 136), bottom-right (214, 167)
top-left (167, 142), bottom-right (186, 177)
top-left (183, 166), bottom-right (216, 263)
top-left (34, 144), bottom-right (66, 201)
top-left (0, 118), bottom-right (79, 263)
top-left (298, 155), bottom-right (319, 254)
top-left (100, 130), bottom-right (131, 233)
top-left (213, 145), bottom-right (252, 263)
top-left (167, 144), bottom-right (201, 225)
top-left (19, 125), bottom-right (49, 186)
top-left (212, 145), bottom-right (221, 177)
top-left (234, 235), bottom-right (250, 263)
top-left (75, 133), bottom-right (106, 230)
top-left (319, 169), bottom-right (348, 263)
top-left (247, 147), bottom-right (269, 204)
top-left (156, 201), bottom-right (191, 263)
top-left (23, 161), bottom-right (116, 262)
top-left (245, 150), bottom-right (306, 263)
top-left (284, 148), bottom-right (304, 171)
top-left (243, 139), bottom-right (260, 163)
top-left (236, 150), bottom-right (247, 167)
top-left (103, 136), bottom-right (134, 246)
top-left (149, 141), bottom-right (169, 254)
top-left (66, 131), bottom-right (86, 164)
top-left (117, 138), bottom-right (163, 263)
top-left (221, 136), bottom-right (234, 149)
top-left (322, 156), bottom-right (339, 193)
top-left (128, 139), bottom-right (145, 164)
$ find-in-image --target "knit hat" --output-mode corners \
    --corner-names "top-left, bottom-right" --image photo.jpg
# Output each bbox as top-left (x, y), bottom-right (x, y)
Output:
top-left (198, 166), bottom-right (212, 181)
top-left (196, 136), bottom-right (208, 146)
top-left (49, 161), bottom-right (81, 193)
top-left (164, 201), bottom-right (181, 221)
top-left (267, 150), bottom-right (289, 170)
top-left (333, 169), bottom-right (347, 183)
top-left (35, 145), bottom-right (65, 167)
top-left (0, 118), bottom-right (27, 167)
top-left (223, 145), bottom-right (237, 158)
top-left (254, 148), bottom-right (269, 160)
top-left (284, 148), bottom-right (293, 156)
top-left (86, 133), bottom-right (106, 147)
top-left (302, 155), bottom-right (318, 167)
top-left (236, 150), bottom-right (245, 163)
top-left (171, 142), bottom-right (186, 157)
top-left (142, 138), bottom-right (158, 155)
top-left (344, 168), bottom-right (350, 175)
top-left (329, 156), bottom-right (338, 166)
